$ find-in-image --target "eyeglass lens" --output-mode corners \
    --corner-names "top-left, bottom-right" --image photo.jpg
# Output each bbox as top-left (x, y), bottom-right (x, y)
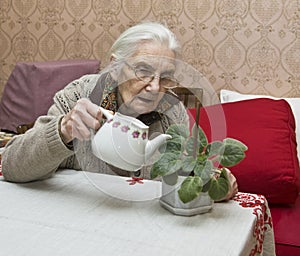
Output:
top-left (134, 66), bottom-right (178, 89)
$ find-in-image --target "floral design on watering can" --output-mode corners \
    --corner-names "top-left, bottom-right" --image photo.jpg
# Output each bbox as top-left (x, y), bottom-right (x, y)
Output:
top-left (109, 119), bottom-right (147, 140)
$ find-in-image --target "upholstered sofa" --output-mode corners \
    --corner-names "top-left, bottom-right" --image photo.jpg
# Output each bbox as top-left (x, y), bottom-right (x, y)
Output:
top-left (218, 90), bottom-right (300, 256)
top-left (1, 60), bottom-right (300, 256)
top-left (189, 91), bottom-right (300, 256)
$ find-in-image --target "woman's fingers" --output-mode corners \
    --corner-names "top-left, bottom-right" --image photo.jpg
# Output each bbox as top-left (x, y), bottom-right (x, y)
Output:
top-left (215, 168), bottom-right (238, 202)
top-left (60, 98), bottom-right (103, 142)
top-left (74, 104), bottom-right (101, 131)
top-left (224, 168), bottom-right (238, 200)
top-left (67, 115), bottom-right (91, 140)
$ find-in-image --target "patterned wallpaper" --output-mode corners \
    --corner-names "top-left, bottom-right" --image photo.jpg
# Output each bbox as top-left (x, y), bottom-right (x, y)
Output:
top-left (1, 0), bottom-right (300, 100)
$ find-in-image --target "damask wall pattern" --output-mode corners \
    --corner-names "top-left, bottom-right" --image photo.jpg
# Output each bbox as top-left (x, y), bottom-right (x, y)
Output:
top-left (1, 0), bottom-right (300, 100)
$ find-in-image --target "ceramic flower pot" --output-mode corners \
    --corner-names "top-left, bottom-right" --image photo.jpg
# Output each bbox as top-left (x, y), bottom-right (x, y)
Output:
top-left (160, 173), bottom-right (213, 216)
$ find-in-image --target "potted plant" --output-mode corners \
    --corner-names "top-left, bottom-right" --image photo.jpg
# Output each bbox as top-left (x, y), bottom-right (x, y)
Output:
top-left (150, 110), bottom-right (247, 216)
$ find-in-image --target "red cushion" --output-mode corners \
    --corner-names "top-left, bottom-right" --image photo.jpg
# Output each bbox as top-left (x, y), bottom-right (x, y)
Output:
top-left (188, 98), bottom-right (300, 204)
top-left (275, 244), bottom-right (300, 256)
top-left (0, 59), bottom-right (100, 132)
top-left (270, 195), bottom-right (300, 255)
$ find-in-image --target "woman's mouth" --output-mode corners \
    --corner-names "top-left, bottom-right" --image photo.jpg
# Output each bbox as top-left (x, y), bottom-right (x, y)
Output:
top-left (136, 97), bottom-right (154, 104)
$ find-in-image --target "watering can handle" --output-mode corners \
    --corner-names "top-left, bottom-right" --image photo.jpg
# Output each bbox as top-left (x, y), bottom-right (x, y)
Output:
top-left (99, 107), bottom-right (114, 120)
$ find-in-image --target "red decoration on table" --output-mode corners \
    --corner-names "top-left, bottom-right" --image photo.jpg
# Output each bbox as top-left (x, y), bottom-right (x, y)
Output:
top-left (233, 193), bottom-right (273, 256)
top-left (126, 177), bottom-right (144, 185)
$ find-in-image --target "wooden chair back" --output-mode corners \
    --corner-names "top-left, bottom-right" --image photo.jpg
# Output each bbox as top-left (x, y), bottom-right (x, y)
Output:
top-left (173, 87), bottom-right (203, 109)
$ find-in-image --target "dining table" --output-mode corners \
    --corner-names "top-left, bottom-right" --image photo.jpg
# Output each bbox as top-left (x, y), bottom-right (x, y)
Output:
top-left (0, 168), bottom-right (275, 256)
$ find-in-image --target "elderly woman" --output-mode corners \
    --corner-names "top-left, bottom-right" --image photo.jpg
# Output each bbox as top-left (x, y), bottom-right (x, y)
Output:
top-left (1, 22), bottom-right (237, 200)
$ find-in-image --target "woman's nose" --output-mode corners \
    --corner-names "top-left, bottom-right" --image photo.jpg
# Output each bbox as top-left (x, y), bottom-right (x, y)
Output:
top-left (146, 75), bottom-right (161, 91)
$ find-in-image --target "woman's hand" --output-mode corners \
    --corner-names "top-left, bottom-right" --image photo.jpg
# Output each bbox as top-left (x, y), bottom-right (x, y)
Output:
top-left (216, 168), bottom-right (238, 202)
top-left (60, 98), bottom-right (104, 143)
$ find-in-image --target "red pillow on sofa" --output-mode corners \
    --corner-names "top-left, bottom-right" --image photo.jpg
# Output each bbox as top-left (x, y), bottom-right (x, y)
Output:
top-left (189, 98), bottom-right (300, 204)
top-left (0, 59), bottom-right (100, 133)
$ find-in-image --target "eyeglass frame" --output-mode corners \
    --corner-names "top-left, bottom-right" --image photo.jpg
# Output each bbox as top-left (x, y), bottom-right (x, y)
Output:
top-left (123, 61), bottom-right (179, 89)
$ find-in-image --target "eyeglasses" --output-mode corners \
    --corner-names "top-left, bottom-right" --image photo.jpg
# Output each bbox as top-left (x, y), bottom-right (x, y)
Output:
top-left (124, 61), bottom-right (178, 89)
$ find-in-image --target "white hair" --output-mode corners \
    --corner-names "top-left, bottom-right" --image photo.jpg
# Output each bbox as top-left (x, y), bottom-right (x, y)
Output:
top-left (108, 21), bottom-right (181, 60)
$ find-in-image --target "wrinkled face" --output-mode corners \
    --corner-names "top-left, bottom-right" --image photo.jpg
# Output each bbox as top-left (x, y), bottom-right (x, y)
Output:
top-left (117, 42), bottom-right (176, 115)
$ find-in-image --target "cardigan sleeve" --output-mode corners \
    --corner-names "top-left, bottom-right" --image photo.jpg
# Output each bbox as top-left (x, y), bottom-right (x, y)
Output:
top-left (1, 75), bottom-right (99, 183)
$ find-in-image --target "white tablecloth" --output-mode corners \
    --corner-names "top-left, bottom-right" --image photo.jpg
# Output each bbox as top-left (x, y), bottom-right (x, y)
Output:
top-left (0, 169), bottom-right (275, 256)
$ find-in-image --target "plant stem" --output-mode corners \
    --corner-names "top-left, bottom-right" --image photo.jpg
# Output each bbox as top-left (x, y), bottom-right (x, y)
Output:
top-left (193, 101), bottom-right (201, 158)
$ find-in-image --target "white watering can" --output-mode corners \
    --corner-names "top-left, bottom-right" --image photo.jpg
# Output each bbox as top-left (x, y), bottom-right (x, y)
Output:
top-left (91, 107), bottom-right (172, 172)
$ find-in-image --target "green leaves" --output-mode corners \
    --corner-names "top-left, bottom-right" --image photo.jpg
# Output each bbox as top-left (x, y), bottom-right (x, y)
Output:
top-left (163, 135), bottom-right (184, 153)
top-left (150, 152), bottom-right (182, 179)
top-left (208, 168), bottom-right (229, 201)
top-left (191, 123), bottom-right (208, 153)
top-left (205, 141), bottom-right (223, 157)
top-left (177, 169), bottom-right (229, 203)
top-left (223, 138), bottom-right (248, 151)
top-left (219, 138), bottom-right (248, 167)
top-left (166, 124), bottom-right (190, 139)
top-left (178, 176), bottom-right (203, 203)
top-left (205, 138), bottom-right (247, 167)
top-left (162, 124), bottom-right (188, 153)
top-left (194, 159), bottom-right (213, 183)
top-left (149, 123), bottom-right (248, 204)
top-left (181, 156), bottom-right (197, 174)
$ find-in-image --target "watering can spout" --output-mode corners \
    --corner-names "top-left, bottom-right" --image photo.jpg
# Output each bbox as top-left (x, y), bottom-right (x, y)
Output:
top-left (145, 134), bottom-right (172, 161)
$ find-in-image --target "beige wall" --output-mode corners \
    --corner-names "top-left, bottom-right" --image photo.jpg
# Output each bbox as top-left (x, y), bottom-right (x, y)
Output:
top-left (1, 0), bottom-right (300, 100)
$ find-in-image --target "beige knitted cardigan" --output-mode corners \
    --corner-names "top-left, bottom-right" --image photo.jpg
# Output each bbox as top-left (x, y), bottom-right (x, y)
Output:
top-left (2, 74), bottom-right (189, 183)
